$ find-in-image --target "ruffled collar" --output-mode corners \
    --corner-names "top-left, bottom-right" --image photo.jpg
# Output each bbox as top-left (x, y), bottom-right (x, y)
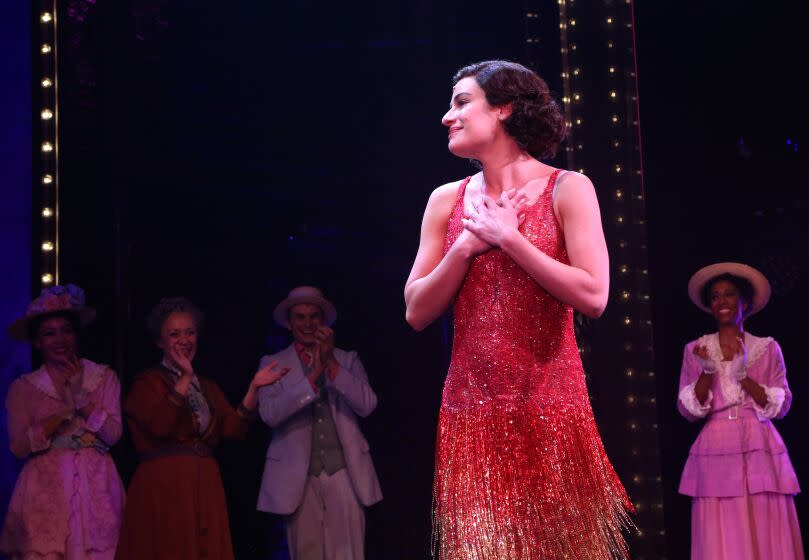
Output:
top-left (696, 332), bottom-right (772, 405)
top-left (697, 331), bottom-right (772, 366)
top-left (21, 358), bottom-right (106, 400)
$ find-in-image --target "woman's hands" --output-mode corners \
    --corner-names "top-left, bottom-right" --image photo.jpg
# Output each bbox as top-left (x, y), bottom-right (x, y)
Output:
top-left (693, 345), bottom-right (718, 374)
top-left (242, 361), bottom-right (290, 411)
top-left (728, 336), bottom-right (747, 380)
top-left (41, 409), bottom-right (74, 439)
top-left (462, 189), bottom-right (528, 249)
top-left (251, 361), bottom-right (290, 389)
top-left (168, 343), bottom-right (194, 377)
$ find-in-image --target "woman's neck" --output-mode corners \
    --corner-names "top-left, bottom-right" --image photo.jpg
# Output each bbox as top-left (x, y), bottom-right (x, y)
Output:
top-left (717, 323), bottom-right (744, 343)
top-left (478, 147), bottom-right (546, 197)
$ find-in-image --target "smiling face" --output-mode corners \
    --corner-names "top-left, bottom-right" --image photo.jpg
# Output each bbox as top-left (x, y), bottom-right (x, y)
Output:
top-left (441, 77), bottom-right (505, 159)
top-left (287, 303), bottom-right (324, 348)
top-left (35, 315), bottom-right (78, 364)
top-left (157, 311), bottom-right (198, 362)
top-left (708, 279), bottom-right (747, 327)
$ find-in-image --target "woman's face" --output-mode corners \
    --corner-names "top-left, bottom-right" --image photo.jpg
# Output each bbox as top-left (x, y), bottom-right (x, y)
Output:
top-left (157, 311), bottom-right (198, 362)
top-left (442, 77), bottom-right (503, 159)
top-left (708, 280), bottom-right (746, 327)
top-left (35, 316), bottom-right (78, 364)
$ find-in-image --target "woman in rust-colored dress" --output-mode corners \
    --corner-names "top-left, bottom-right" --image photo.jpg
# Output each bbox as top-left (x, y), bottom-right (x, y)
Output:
top-left (406, 61), bottom-right (632, 559)
top-left (115, 297), bottom-right (287, 560)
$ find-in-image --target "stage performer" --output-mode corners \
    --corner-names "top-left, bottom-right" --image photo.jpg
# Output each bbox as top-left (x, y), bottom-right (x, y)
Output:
top-left (256, 286), bottom-right (382, 560)
top-left (405, 60), bottom-right (632, 559)
top-left (678, 262), bottom-right (804, 559)
top-left (1, 285), bottom-right (125, 560)
top-left (116, 297), bottom-right (287, 560)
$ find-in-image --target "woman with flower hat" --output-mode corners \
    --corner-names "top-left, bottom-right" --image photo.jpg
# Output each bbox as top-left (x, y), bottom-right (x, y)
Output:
top-left (0, 285), bottom-right (125, 559)
top-left (678, 262), bottom-right (804, 559)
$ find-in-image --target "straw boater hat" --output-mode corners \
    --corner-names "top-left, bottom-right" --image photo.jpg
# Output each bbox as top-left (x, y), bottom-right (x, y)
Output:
top-left (687, 262), bottom-right (771, 317)
top-left (273, 286), bottom-right (337, 328)
top-left (8, 284), bottom-right (96, 341)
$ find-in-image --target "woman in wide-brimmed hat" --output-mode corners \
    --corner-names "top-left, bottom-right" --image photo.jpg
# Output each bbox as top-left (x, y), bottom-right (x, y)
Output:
top-left (0, 285), bottom-right (125, 559)
top-left (678, 262), bottom-right (804, 559)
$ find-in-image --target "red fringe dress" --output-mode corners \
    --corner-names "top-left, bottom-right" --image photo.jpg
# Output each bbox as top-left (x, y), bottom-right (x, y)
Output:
top-left (433, 171), bottom-right (633, 560)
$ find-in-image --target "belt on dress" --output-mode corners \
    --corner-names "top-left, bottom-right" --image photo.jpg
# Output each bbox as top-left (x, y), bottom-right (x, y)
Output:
top-left (138, 441), bottom-right (213, 462)
top-left (708, 405), bottom-right (756, 421)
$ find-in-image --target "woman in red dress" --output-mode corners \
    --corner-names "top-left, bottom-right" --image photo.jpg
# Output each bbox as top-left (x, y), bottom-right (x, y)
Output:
top-left (405, 60), bottom-right (632, 559)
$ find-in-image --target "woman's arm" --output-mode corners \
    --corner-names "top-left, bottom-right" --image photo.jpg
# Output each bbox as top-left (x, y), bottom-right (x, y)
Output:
top-left (6, 380), bottom-right (71, 458)
top-left (677, 343), bottom-right (714, 421)
top-left (500, 173), bottom-right (609, 317)
top-left (405, 181), bottom-right (488, 331)
top-left (746, 340), bottom-right (792, 419)
top-left (79, 367), bottom-right (123, 446)
top-left (125, 371), bottom-right (188, 439)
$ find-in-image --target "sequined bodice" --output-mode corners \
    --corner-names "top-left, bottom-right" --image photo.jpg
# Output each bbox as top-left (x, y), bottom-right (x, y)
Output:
top-left (442, 170), bottom-right (581, 409)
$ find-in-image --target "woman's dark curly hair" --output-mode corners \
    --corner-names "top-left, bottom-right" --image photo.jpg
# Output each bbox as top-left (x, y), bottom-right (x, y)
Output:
top-left (700, 273), bottom-right (755, 314)
top-left (147, 297), bottom-right (204, 341)
top-left (453, 60), bottom-right (566, 160)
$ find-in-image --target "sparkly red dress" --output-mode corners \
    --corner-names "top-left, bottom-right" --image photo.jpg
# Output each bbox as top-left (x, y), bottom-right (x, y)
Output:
top-left (433, 171), bottom-right (632, 560)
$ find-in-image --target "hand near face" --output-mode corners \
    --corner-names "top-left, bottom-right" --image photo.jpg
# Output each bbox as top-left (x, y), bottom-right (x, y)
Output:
top-left (693, 344), bottom-right (718, 374)
top-left (168, 343), bottom-right (194, 377)
top-left (251, 360), bottom-right (290, 388)
top-left (315, 326), bottom-right (335, 364)
top-left (52, 354), bottom-right (82, 382)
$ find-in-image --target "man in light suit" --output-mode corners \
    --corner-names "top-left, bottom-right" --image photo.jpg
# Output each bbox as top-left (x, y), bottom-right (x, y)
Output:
top-left (257, 286), bottom-right (382, 560)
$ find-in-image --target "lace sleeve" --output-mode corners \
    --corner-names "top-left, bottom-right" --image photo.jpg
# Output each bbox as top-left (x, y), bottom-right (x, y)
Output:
top-left (678, 382), bottom-right (712, 418)
top-left (753, 385), bottom-right (785, 420)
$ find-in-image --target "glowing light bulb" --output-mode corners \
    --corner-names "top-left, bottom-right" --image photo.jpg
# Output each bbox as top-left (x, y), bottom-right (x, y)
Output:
top-left (41, 44), bottom-right (52, 54)
top-left (42, 207), bottom-right (54, 217)
top-left (42, 241), bottom-right (54, 252)
top-left (43, 174), bottom-right (53, 184)
top-left (42, 273), bottom-right (54, 284)
top-left (41, 12), bottom-right (53, 23)
top-left (42, 142), bottom-right (54, 152)
top-left (41, 109), bottom-right (53, 120)
top-left (41, 78), bottom-right (53, 88)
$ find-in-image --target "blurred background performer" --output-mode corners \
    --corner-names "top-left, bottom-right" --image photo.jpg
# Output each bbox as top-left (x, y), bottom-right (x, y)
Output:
top-left (1, 285), bottom-right (125, 560)
top-left (405, 60), bottom-right (632, 559)
top-left (678, 263), bottom-right (804, 559)
top-left (256, 286), bottom-right (381, 560)
top-left (116, 297), bottom-right (287, 560)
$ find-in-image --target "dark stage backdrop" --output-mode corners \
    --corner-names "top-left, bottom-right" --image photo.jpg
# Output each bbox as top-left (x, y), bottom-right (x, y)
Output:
top-left (31, 0), bottom-right (807, 559)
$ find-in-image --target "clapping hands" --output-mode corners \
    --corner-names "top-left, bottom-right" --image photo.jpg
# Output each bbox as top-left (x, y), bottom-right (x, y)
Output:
top-left (693, 345), bottom-right (718, 374)
top-left (728, 337), bottom-right (747, 380)
top-left (251, 360), bottom-right (290, 389)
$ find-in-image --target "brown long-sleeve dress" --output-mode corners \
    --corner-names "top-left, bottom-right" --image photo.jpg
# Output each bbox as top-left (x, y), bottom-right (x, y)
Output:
top-left (115, 365), bottom-right (253, 560)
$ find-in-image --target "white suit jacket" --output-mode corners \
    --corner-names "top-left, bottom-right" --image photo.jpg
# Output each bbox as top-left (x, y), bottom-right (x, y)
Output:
top-left (256, 344), bottom-right (382, 514)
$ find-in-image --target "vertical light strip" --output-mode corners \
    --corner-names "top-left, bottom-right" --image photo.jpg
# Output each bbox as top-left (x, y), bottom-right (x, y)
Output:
top-left (39, 0), bottom-right (59, 287)
top-left (558, 0), bottom-right (574, 168)
top-left (52, 0), bottom-right (60, 286)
